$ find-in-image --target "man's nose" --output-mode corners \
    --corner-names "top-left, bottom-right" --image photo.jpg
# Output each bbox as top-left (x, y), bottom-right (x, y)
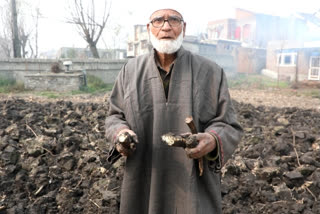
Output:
top-left (162, 20), bottom-right (172, 30)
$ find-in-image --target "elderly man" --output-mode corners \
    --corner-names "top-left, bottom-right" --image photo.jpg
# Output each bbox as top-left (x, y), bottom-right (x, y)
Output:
top-left (105, 8), bottom-right (243, 214)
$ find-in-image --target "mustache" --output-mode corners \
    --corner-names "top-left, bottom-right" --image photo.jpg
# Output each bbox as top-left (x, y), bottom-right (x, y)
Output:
top-left (148, 30), bottom-right (184, 54)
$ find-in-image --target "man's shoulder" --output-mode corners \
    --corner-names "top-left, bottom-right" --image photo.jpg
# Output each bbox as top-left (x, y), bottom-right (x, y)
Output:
top-left (126, 52), bottom-right (152, 67)
top-left (121, 52), bottom-right (154, 79)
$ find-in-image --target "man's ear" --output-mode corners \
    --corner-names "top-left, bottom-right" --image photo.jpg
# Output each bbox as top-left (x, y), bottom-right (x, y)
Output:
top-left (147, 23), bottom-right (150, 31)
top-left (183, 22), bottom-right (186, 37)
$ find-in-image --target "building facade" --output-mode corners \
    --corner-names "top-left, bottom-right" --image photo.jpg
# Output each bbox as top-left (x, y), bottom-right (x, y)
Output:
top-left (127, 25), bottom-right (150, 57)
top-left (263, 41), bottom-right (320, 81)
top-left (207, 19), bottom-right (236, 40)
top-left (207, 8), bottom-right (309, 48)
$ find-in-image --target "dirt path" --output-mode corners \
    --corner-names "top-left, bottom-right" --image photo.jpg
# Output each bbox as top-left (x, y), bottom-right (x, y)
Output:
top-left (1, 89), bottom-right (320, 110)
top-left (230, 89), bottom-right (320, 110)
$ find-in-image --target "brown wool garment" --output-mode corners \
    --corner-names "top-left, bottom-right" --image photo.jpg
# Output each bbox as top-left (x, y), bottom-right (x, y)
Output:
top-left (105, 47), bottom-right (243, 214)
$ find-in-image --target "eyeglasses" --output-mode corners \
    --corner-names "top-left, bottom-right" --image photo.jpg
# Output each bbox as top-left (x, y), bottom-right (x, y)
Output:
top-left (150, 16), bottom-right (184, 28)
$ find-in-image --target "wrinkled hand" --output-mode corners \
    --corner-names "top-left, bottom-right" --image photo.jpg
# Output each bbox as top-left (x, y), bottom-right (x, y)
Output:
top-left (115, 129), bottom-right (138, 157)
top-left (185, 133), bottom-right (216, 159)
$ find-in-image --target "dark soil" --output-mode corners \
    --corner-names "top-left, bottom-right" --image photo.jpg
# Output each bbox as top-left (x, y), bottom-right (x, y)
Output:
top-left (0, 98), bottom-right (319, 213)
top-left (0, 99), bottom-right (121, 214)
top-left (223, 102), bottom-right (320, 214)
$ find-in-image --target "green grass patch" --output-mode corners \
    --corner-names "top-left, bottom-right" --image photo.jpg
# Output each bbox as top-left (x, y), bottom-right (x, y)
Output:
top-left (35, 91), bottom-right (60, 99)
top-left (0, 78), bottom-right (25, 93)
top-left (73, 75), bottom-right (114, 94)
top-left (228, 74), bottom-right (289, 89)
top-left (298, 89), bottom-right (320, 99)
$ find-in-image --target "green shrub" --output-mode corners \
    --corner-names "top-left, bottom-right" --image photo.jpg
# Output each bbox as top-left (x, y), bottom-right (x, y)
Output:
top-left (87, 75), bottom-right (108, 89)
top-left (0, 78), bottom-right (15, 87)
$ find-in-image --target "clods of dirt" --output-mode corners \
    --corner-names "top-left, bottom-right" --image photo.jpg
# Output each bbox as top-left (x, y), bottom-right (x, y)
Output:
top-left (1, 99), bottom-right (121, 213)
top-left (222, 102), bottom-right (320, 214)
top-left (0, 97), bottom-right (319, 213)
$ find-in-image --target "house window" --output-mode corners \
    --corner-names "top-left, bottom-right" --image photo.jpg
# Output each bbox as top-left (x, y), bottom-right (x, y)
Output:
top-left (141, 40), bottom-right (148, 49)
top-left (284, 55), bottom-right (291, 64)
top-left (142, 26), bottom-right (147, 32)
top-left (242, 24), bottom-right (251, 41)
top-left (277, 52), bottom-right (297, 66)
top-left (128, 43), bottom-right (133, 51)
top-left (308, 56), bottom-right (320, 80)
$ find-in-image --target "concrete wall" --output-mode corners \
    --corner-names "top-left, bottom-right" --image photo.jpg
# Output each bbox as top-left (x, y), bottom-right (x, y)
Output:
top-left (183, 41), bottom-right (239, 73)
top-left (0, 58), bottom-right (127, 84)
top-left (24, 72), bottom-right (85, 91)
top-left (262, 69), bottom-right (307, 82)
top-left (237, 47), bottom-right (266, 74)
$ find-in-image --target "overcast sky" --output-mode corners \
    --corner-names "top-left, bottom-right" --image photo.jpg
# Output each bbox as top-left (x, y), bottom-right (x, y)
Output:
top-left (27, 0), bottom-right (320, 52)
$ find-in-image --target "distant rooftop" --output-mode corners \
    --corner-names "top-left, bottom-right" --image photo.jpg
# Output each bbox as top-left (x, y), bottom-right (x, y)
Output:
top-left (304, 41), bottom-right (320, 48)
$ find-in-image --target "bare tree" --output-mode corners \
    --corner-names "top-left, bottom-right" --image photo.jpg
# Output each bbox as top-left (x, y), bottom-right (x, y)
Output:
top-left (18, 1), bottom-right (41, 58)
top-left (11, 0), bottom-right (21, 57)
top-left (0, 0), bottom-right (40, 58)
top-left (34, 7), bottom-right (40, 58)
top-left (20, 4), bottom-right (41, 58)
top-left (0, 36), bottom-right (12, 58)
top-left (67, 0), bottom-right (111, 58)
top-left (19, 24), bottom-right (30, 58)
top-left (107, 23), bottom-right (124, 50)
top-left (312, 9), bottom-right (320, 26)
top-left (0, 1), bottom-right (13, 57)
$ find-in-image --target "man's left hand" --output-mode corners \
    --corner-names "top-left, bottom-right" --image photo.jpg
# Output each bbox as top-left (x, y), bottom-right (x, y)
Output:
top-left (185, 133), bottom-right (216, 159)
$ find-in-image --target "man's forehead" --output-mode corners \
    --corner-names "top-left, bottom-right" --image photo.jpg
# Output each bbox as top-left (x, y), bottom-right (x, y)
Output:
top-left (150, 9), bottom-right (183, 19)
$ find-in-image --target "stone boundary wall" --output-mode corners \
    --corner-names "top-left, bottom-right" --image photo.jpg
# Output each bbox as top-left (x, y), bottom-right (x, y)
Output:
top-left (24, 72), bottom-right (85, 92)
top-left (0, 58), bottom-right (127, 84)
top-left (262, 69), bottom-right (307, 82)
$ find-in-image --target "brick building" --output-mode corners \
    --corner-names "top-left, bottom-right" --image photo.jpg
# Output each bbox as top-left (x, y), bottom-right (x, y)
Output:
top-left (127, 25), bottom-right (150, 57)
top-left (263, 41), bottom-right (320, 81)
top-left (207, 8), bottom-right (308, 48)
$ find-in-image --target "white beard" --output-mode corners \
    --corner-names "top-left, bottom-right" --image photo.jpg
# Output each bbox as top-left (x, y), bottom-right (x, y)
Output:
top-left (149, 29), bottom-right (184, 54)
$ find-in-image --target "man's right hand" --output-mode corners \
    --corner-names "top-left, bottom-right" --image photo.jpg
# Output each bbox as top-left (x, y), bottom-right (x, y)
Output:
top-left (115, 129), bottom-right (138, 156)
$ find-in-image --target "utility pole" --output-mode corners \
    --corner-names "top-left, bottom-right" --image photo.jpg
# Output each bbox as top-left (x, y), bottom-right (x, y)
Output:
top-left (11, 0), bottom-right (21, 58)
top-left (295, 52), bottom-right (299, 85)
top-left (35, 7), bottom-right (40, 58)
